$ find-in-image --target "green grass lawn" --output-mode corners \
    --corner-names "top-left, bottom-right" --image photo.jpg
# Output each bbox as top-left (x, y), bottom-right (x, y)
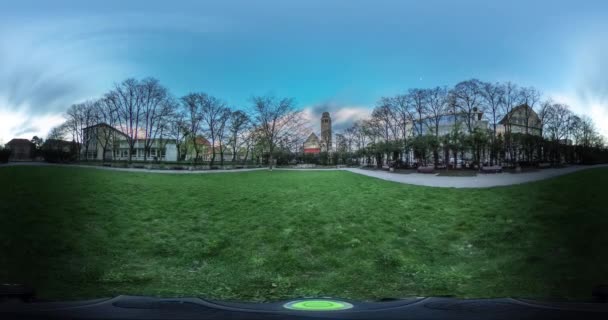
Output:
top-left (1, 166), bottom-right (607, 301)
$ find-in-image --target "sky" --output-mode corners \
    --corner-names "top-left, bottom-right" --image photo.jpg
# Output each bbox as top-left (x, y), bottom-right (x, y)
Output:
top-left (1, 0), bottom-right (607, 143)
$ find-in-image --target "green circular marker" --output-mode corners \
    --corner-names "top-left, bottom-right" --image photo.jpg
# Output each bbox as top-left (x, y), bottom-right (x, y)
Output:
top-left (283, 299), bottom-right (353, 311)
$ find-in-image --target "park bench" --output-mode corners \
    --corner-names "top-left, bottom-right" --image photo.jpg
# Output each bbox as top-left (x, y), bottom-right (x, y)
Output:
top-left (296, 164), bottom-right (316, 168)
top-left (417, 165), bottom-right (435, 174)
top-left (480, 165), bottom-right (502, 173)
top-left (538, 162), bottom-right (551, 169)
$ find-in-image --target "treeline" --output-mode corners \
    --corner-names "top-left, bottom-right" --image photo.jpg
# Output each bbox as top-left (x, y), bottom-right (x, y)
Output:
top-left (331, 79), bottom-right (607, 168)
top-left (49, 77), bottom-right (307, 168)
top-left (48, 77), bottom-right (607, 168)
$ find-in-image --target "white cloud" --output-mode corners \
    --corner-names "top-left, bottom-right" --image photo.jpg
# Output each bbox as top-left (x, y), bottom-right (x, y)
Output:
top-left (0, 107), bottom-right (65, 145)
top-left (548, 92), bottom-right (608, 139)
top-left (546, 23), bottom-right (608, 140)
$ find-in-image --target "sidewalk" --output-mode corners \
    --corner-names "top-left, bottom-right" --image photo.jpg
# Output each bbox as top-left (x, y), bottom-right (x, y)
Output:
top-left (2, 162), bottom-right (606, 188)
top-left (0, 162), bottom-right (267, 174)
top-left (341, 165), bottom-right (608, 188)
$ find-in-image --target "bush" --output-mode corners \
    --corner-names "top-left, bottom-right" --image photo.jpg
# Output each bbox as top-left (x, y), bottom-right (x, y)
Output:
top-left (41, 149), bottom-right (77, 163)
top-left (0, 149), bottom-right (10, 163)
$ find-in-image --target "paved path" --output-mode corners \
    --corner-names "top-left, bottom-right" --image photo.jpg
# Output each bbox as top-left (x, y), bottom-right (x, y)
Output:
top-left (0, 162), bottom-right (267, 174)
top-left (340, 165), bottom-right (608, 188)
top-left (2, 162), bottom-right (606, 188)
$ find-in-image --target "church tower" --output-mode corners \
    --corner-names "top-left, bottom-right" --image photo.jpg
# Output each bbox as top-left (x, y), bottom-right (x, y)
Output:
top-left (321, 112), bottom-right (332, 152)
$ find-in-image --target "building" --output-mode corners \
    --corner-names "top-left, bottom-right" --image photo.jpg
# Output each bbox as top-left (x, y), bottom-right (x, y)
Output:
top-left (498, 104), bottom-right (541, 136)
top-left (412, 109), bottom-right (489, 136)
top-left (303, 133), bottom-right (321, 154)
top-left (184, 136), bottom-right (212, 161)
top-left (81, 123), bottom-right (178, 161)
top-left (320, 112), bottom-right (332, 152)
top-left (303, 112), bottom-right (333, 154)
top-left (5, 139), bottom-right (35, 161)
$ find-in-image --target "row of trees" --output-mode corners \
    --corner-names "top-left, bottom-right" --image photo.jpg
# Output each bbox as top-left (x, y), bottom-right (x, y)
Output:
top-left (48, 77), bottom-right (606, 168)
top-left (50, 77), bottom-right (308, 168)
top-left (332, 79), bottom-right (607, 168)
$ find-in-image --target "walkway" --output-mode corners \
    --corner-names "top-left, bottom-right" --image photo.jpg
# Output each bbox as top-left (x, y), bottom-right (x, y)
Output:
top-left (341, 165), bottom-right (608, 188)
top-left (2, 162), bottom-right (606, 188)
top-left (0, 162), bottom-right (267, 174)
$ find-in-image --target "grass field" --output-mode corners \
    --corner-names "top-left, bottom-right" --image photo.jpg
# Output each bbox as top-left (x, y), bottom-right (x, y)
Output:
top-left (1, 166), bottom-right (607, 301)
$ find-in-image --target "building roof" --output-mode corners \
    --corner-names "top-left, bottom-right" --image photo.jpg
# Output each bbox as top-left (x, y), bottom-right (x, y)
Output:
top-left (499, 104), bottom-right (538, 125)
top-left (84, 122), bottom-right (129, 138)
top-left (44, 139), bottom-right (74, 146)
top-left (304, 132), bottom-right (319, 144)
top-left (195, 136), bottom-right (211, 146)
top-left (6, 138), bottom-right (34, 145)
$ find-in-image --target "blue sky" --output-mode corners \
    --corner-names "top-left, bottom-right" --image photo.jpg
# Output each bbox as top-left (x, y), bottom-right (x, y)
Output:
top-left (1, 0), bottom-right (607, 142)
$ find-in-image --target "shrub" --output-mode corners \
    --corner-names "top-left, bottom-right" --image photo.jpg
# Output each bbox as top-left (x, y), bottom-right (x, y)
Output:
top-left (0, 149), bottom-right (10, 163)
top-left (41, 149), bottom-right (77, 163)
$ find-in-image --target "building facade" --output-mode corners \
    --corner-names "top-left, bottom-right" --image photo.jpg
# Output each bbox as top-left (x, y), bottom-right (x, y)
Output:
top-left (498, 104), bottom-right (542, 136)
top-left (82, 123), bottom-right (178, 162)
top-left (320, 112), bottom-right (332, 152)
top-left (303, 133), bottom-right (321, 154)
top-left (411, 109), bottom-right (489, 137)
top-left (303, 112), bottom-right (333, 154)
top-left (5, 139), bottom-right (35, 161)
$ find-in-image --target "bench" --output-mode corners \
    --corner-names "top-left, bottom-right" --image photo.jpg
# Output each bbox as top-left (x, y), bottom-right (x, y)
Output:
top-left (296, 164), bottom-right (316, 169)
top-left (538, 162), bottom-right (551, 169)
top-left (480, 165), bottom-right (502, 173)
top-left (417, 166), bottom-right (435, 174)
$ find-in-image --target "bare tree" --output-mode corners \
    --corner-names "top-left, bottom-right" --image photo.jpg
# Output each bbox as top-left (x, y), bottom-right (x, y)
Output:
top-left (500, 81), bottom-right (521, 162)
top-left (451, 79), bottom-right (483, 134)
top-left (519, 86), bottom-right (541, 134)
top-left (424, 86), bottom-right (448, 137)
top-left (95, 98), bottom-right (119, 161)
top-left (547, 104), bottom-right (572, 141)
top-left (537, 99), bottom-right (553, 139)
top-left (65, 100), bottom-right (98, 160)
top-left (216, 110), bottom-right (231, 167)
top-left (167, 106), bottom-right (189, 161)
top-left (371, 103), bottom-right (399, 141)
top-left (546, 103), bottom-right (573, 162)
top-left (408, 89), bottom-right (428, 135)
top-left (106, 78), bottom-right (144, 163)
top-left (181, 93), bottom-right (206, 163)
top-left (391, 94), bottom-right (415, 164)
top-left (200, 95), bottom-right (230, 167)
top-left (47, 123), bottom-right (69, 141)
top-left (139, 78), bottom-right (174, 161)
top-left (480, 82), bottom-right (505, 164)
top-left (227, 110), bottom-right (251, 162)
top-left (250, 95), bottom-right (305, 170)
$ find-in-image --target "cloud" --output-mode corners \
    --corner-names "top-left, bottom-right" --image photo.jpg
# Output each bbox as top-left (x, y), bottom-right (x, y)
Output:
top-left (549, 25), bottom-right (608, 140)
top-left (0, 12), bottom-right (226, 142)
top-left (302, 102), bottom-right (371, 134)
top-left (0, 106), bottom-right (65, 145)
top-left (548, 92), bottom-right (608, 140)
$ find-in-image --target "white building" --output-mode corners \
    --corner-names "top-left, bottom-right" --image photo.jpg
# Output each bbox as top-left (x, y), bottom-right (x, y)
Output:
top-left (81, 123), bottom-right (178, 162)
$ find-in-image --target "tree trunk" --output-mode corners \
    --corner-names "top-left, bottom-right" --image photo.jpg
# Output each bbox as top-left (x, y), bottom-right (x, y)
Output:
top-left (210, 148), bottom-right (216, 167)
